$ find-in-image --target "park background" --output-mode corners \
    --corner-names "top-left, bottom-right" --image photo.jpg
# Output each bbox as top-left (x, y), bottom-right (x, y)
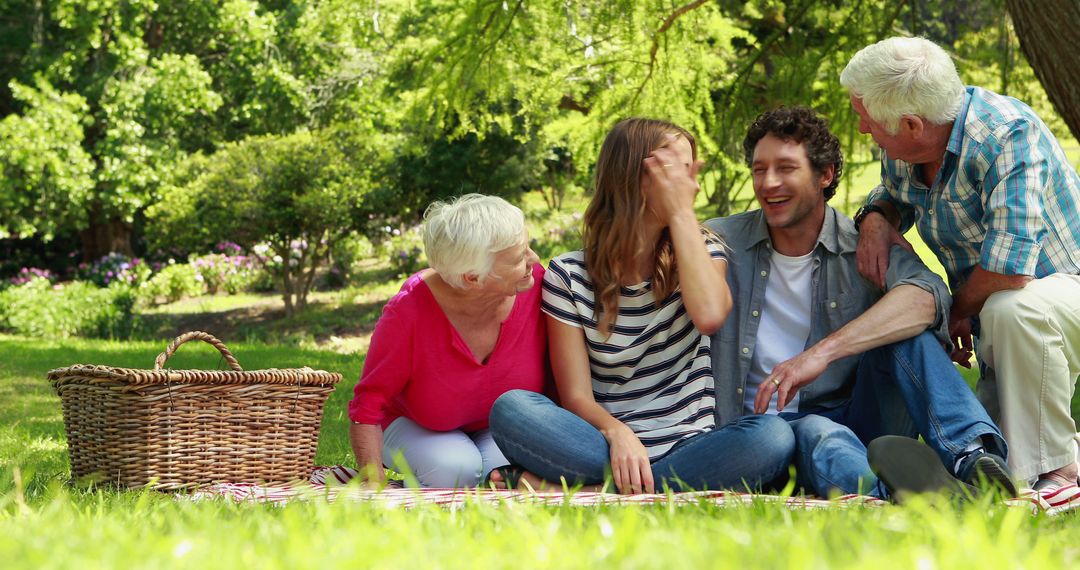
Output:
top-left (2, 1), bottom-right (1080, 568)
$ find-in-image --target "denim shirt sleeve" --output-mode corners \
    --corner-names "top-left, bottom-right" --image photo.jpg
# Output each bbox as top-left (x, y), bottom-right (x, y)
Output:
top-left (884, 245), bottom-right (953, 345)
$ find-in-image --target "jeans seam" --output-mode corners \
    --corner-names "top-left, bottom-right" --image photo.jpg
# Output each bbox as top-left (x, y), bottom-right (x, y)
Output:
top-left (500, 434), bottom-right (603, 483)
top-left (891, 340), bottom-right (963, 459)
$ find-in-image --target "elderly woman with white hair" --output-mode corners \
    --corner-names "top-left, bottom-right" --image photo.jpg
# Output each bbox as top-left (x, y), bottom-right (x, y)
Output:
top-left (347, 194), bottom-right (545, 487)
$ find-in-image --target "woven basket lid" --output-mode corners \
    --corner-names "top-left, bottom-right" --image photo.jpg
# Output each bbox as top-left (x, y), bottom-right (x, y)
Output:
top-left (48, 331), bottom-right (343, 388)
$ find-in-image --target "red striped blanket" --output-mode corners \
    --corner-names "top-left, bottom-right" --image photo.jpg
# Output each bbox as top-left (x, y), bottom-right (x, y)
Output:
top-left (184, 466), bottom-right (1080, 515)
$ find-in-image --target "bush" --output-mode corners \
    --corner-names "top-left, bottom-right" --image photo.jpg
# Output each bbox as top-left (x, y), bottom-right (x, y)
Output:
top-left (8, 267), bottom-right (57, 286)
top-left (320, 234), bottom-right (375, 289)
top-left (0, 277), bottom-right (138, 339)
top-left (139, 263), bottom-right (204, 305)
top-left (190, 253), bottom-right (262, 295)
top-left (75, 253), bottom-right (151, 287)
top-left (378, 225), bottom-right (426, 276)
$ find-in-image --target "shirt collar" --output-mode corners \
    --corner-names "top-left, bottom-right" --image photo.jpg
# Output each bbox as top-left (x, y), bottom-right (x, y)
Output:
top-left (746, 206), bottom-right (849, 255)
top-left (945, 86), bottom-right (975, 156)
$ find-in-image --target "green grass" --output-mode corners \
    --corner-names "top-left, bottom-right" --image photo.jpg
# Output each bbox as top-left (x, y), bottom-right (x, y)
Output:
top-left (1, 333), bottom-right (1078, 569)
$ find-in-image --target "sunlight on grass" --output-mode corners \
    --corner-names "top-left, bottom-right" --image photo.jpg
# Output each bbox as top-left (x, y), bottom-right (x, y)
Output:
top-left (0, 484), bottom-right (1075, 569)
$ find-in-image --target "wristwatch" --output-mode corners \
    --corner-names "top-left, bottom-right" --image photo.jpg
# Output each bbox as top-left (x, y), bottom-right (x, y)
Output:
top-left (853, 203), bottom-right (888, 232)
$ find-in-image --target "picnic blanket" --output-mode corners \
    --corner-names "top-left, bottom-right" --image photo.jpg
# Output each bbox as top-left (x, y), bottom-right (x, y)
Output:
top-left (185, 466), bottom-right (1080, 516)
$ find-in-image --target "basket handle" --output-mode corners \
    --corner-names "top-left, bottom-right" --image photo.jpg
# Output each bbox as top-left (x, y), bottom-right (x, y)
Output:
top-left (154, 331), bottom-right (244, 371)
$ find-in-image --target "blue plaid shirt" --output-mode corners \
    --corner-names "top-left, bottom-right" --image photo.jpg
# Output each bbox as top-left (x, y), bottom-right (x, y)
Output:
top-left (867, 86), bottom-right (1080, 287)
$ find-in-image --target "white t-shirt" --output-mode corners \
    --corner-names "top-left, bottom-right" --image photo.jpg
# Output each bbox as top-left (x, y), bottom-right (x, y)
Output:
top-left (744, 249), bottom-right (814, 414)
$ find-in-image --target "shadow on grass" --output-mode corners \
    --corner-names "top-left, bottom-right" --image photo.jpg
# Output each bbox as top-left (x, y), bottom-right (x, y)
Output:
top-left (135, 296), bottom-right (388, 347)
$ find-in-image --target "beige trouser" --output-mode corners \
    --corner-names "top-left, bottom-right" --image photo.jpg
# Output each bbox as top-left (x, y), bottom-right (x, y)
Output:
top-left (975, 273), bottom-right (1080, 483)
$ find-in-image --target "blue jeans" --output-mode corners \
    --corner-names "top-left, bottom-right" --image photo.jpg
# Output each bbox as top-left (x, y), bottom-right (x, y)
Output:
top-left (780, 331), bottom-right (1008, 498)
top-left (489, 390), bottom-right (795, 491)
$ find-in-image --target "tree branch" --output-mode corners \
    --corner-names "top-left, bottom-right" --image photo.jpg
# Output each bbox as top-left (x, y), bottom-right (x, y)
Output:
top-left (629, 0), bottom-right (711, 107)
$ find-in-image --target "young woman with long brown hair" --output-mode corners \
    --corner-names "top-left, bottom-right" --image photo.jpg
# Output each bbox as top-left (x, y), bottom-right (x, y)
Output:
top-left (488, 118), bottom-right (794, 493)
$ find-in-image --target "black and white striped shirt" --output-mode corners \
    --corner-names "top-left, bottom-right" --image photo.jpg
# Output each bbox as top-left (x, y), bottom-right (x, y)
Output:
top-left (541, 245), bottom-right (724, 460)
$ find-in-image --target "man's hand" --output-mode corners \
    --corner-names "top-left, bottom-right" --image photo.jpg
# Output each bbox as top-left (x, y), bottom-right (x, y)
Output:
top-left (948, 313), bottom-right (975, 368)
top-left (856, 213), bottom-right (913, 289)
top-left (605, 425), bottom-right (655, 494)
top-left (754, 348), bottom-right (829, 413)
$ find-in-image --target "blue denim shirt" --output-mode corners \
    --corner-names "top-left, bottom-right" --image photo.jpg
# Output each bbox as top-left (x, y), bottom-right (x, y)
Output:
top-left (705, 206), bottom-right (952, 427)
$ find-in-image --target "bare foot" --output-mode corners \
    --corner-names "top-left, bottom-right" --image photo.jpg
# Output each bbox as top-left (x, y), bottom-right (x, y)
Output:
top-left (1038, 461), bottom-right (1079, 489)
top-left (486, 469), bottom-right (608, 493)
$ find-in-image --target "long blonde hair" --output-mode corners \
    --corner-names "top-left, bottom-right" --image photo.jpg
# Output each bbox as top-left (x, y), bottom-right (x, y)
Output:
top-left (583, 118), bottom-right (698, 335)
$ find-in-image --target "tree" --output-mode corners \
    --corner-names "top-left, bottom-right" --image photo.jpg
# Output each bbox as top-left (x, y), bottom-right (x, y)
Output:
top-left (0, 80), bottom-right (94, 241)
top-left (147, 125), bottom-right (381, 315)
top-left (0, 0), bottom-right (393, 260)
top-left (1005, 0), bottom-right (1080, 141)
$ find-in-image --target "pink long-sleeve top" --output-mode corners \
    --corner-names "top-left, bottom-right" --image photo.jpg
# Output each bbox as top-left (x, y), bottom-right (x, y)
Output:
top-left (348, 264), bottom-right (548, 432)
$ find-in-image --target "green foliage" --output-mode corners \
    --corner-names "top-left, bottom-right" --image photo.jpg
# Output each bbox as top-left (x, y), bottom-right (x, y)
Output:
top-left (190, 253), bottom-right (262, 295)
top-left (0, 278), bottom-right (137, 339)
top-left (147, 125), bottom-right (381, 314)
top-left (0, 79), bottom-right (94, 240)
top-left (139, 263), bottom-right (204, 306)
top-left (75, 253), bottom-right (151, 288)
top-left (0, 0), bottom-right (392, 256)
top-left (382, 118), bottom-right (549, 225)
top-left (376, 225), bottom-right (427, 277)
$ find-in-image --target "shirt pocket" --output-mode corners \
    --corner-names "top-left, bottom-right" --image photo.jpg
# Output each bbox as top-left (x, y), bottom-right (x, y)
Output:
top-left (822, 291), bottom-right (863, 331)
top-left (937, 188), bottom-right (985, 242)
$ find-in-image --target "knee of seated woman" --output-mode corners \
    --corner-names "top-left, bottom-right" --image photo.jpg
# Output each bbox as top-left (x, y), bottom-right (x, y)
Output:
top-left (490, 389), bottom-right (552, 425)
top-left (410, 447), bottom-right (485, 488)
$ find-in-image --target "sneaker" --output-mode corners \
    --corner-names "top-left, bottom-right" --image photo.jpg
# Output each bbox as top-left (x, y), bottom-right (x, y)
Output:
top-left (867, 436), bottom-right (977, 504)
top-left (954, 448), bottom-right (1018, 497)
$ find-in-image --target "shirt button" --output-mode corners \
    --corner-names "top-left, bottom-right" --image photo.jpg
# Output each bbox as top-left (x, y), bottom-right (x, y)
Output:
top-left (742, 347), bottom-right (749, 354)
top-left (760, 270), bottom-right (768, 277)
top-left (830, 301), bottom-right (837, 308)
top-left (736, 388), bottom-right (744, 395)
top-left (928, 208), bottom-right (935, 216)
top-left (752, 310), bottom-right (760, 317)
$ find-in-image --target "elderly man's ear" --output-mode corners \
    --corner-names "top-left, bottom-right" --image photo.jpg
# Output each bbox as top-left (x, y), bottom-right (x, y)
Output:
top-left (899, 116), bottom-right (924, 139)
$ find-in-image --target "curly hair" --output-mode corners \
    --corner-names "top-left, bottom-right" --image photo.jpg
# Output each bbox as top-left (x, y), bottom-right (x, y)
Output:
top-left (742, 106), bottom-right (844, 201)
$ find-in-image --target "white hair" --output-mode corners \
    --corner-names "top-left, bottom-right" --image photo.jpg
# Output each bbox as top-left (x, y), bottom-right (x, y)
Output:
top-left (840, 36), bottom-right (965, 134)
top-left (422, 194), bottom-right (526, 288)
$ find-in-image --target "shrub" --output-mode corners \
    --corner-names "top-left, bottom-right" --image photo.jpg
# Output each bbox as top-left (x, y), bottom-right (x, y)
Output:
top-left (147, 126), bottom-right (382, 315)
top-left (75, 253), bottom-right (151, 287)
top-left (0, 277), bottom-right (138, 339)
top-left (379, 225), bottom-right (426, 276)
top-left (320, 234), bottom-right (375, 289)
top-left (8, 267), bottom-right (56, 286)
top-left (139, 263), bottom-right (204, 305)
top-left (190, 253), bottom-right (261, 295)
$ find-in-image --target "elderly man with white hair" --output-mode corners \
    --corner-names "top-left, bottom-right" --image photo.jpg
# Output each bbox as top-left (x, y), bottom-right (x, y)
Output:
top-left (348, 194), bottom-right (546, 488)
top-left (843, 36), bottom-right (1080, 491)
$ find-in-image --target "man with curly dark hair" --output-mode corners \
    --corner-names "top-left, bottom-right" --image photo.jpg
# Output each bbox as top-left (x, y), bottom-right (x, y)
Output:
top-left (705, 106), bottom-right (1015, 500)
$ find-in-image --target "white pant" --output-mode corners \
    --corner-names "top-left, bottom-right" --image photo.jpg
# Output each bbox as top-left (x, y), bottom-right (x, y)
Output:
top-left (976, 273), bottom-right (1080, 483)
top-left (382, 416), bottom-right (509, 488)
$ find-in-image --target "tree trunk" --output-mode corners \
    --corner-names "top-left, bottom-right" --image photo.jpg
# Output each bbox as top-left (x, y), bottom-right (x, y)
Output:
top-left (78, 217), bottom-right (133, 261)
top-left (1005, 0), bottom-right (1080, 141)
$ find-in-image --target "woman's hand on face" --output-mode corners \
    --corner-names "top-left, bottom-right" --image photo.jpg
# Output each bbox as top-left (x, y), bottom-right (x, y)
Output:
top-left (605, 426), bottom-right (655, 494)
top-left (641, 141), bottom-right (702, 226)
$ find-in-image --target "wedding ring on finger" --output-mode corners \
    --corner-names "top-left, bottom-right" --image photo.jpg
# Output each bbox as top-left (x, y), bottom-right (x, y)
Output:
top-left (771, 378), bottom-right (781, 386)
top-left (662, 163), bottom-right (673, 167)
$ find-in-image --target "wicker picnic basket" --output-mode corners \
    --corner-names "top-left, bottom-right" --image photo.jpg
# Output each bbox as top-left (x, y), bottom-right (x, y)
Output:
top-left (47, 331), bottom-right (343, 490)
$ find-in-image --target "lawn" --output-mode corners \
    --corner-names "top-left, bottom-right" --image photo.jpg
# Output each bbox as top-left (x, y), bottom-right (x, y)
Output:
top-left (1, 333), bottom-right (1077, 569)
